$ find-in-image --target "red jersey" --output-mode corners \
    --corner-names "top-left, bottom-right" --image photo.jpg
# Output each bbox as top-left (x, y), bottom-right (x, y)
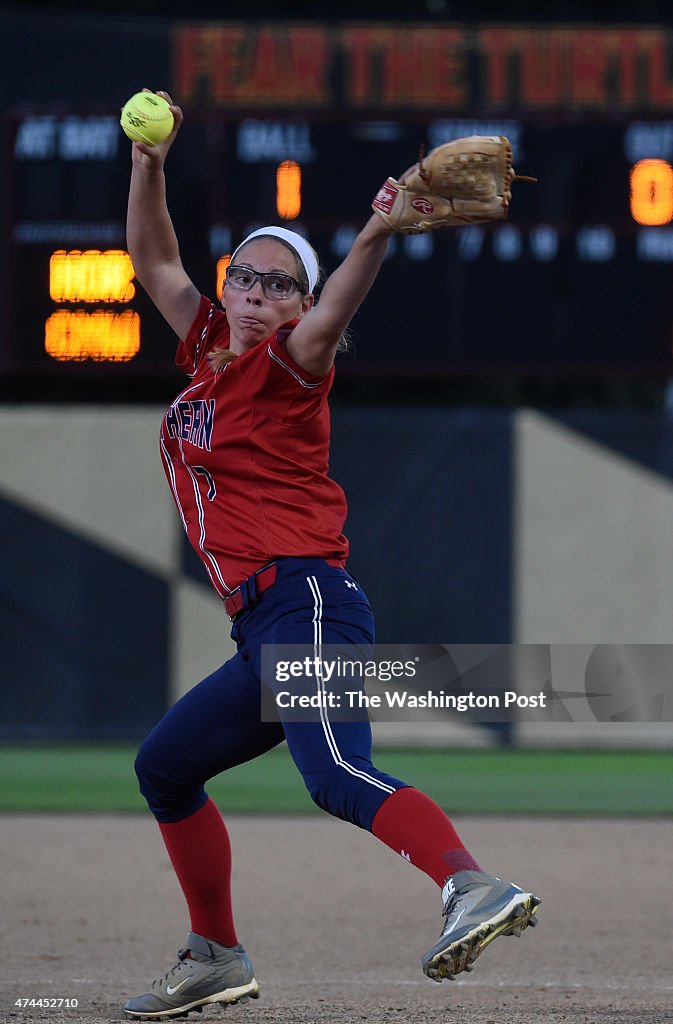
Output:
top-left (160, 296), bottom-right (349, 596)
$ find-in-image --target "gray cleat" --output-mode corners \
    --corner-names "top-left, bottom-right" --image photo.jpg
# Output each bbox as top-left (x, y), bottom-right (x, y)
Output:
top-left (422, 870), bottom-right (541, 982)
top-left (124, 931), bottom-right (260, 1019)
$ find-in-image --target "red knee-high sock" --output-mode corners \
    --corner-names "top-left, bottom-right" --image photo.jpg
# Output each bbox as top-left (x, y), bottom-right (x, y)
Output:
top-left (371, 787), bottom-right (482, 886)
top-left (158, 797), bottom-right (238, 947)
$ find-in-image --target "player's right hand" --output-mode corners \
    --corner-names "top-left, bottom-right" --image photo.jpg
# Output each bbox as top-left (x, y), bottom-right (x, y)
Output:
top-left (130, 89), bottom-right (183, 168)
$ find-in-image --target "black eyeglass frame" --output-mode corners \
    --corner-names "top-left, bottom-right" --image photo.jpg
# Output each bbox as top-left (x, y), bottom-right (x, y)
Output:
top-left (225, 264), bottom-right (303, 300)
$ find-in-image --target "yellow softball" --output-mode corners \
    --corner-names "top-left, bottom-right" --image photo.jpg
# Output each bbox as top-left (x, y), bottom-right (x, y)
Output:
top-left (120, 91), bottom-right (174, 146)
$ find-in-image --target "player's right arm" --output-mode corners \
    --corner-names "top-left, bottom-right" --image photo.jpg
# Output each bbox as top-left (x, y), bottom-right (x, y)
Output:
top-left (125, 91), bottom-right (201, 341)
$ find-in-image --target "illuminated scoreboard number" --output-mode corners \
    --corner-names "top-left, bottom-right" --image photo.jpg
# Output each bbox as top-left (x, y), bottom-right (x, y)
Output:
top-left (630, 159), bottom-right (673, 226)
top-left (623, 121), bottom-right (673, 267)
top-left (276, 160), bottom-right (302, 220)
top-left (46, 250), bottom-right (139, 362)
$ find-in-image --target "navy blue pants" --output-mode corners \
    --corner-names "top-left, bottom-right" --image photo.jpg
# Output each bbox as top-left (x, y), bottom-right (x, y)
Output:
top-left (135, 558), bottom-right (407, 828)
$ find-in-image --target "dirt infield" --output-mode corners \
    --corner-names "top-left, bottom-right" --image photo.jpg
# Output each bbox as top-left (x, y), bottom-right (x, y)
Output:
top-left (2, 814), bottom-right (671, 1024)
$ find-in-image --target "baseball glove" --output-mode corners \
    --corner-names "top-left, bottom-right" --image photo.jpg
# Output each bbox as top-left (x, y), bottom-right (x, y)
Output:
top-left (371, 135), bottom-right (534, 234)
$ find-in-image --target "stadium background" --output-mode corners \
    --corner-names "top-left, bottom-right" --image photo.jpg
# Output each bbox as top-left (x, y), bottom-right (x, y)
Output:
top-left (2, 3), bottom-right (673, 748)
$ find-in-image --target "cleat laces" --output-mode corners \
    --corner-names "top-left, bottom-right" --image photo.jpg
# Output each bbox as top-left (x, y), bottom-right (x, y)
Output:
top-left (152, 950), bottom-right (193, 991)
top-left (441, 890), bottom-right (466, 932)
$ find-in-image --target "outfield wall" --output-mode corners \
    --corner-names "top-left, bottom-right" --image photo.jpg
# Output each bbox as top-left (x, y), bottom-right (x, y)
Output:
top-left (1, 405), bottom-right (672, 746)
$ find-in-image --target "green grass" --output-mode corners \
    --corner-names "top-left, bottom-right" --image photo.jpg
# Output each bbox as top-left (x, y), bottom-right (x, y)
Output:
top-left (1, 745), bottom-right (672, 815)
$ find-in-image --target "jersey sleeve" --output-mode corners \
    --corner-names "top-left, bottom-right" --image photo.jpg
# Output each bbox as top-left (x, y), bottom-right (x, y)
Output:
top-left (175, 296), bottom-right (230, 376)
top-left (238, 327), bottom-right (335, 421)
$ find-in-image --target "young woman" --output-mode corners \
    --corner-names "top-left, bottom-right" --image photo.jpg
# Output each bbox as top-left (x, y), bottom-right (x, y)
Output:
top-left (123, 91), bottom-right (540, 1020)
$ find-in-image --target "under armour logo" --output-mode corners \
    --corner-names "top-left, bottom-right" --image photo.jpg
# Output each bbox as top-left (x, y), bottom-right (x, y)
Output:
top-left (345, 580), bottom-right (358, 590)
top-left (401, 850), bottom-right (411, 862)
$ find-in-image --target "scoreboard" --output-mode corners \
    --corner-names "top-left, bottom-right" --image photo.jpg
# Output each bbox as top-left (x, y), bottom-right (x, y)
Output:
top-left (5, 104), bottom-right (673, 392)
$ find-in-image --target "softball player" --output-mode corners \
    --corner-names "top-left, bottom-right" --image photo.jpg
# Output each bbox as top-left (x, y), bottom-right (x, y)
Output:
top-left (122, 93), bottom-right (540, 1020)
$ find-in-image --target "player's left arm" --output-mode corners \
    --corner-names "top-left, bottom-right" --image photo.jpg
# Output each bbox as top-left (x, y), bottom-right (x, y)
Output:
top-left (285, 213), bottom-right (394, 378)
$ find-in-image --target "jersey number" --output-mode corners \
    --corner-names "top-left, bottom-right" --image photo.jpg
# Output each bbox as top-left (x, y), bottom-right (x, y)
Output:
top-left (193, 466), bottom-right (217, 501)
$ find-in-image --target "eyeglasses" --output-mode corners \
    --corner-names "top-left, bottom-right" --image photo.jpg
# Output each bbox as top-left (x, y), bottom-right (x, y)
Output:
top-left (225, 265), bottom-right (302, 300)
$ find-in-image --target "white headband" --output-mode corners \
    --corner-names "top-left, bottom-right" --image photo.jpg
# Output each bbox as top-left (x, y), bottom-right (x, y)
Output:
top-left (231, 226), bottom-right (319, 293)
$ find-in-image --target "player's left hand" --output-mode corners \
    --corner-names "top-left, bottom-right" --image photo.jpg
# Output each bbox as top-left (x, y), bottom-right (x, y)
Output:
top-left (372, 135), bottom-right (536, 234)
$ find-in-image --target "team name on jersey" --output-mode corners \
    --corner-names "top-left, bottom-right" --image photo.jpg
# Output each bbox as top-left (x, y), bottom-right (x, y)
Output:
top-left (165, 399), bottom-right (215, 451)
